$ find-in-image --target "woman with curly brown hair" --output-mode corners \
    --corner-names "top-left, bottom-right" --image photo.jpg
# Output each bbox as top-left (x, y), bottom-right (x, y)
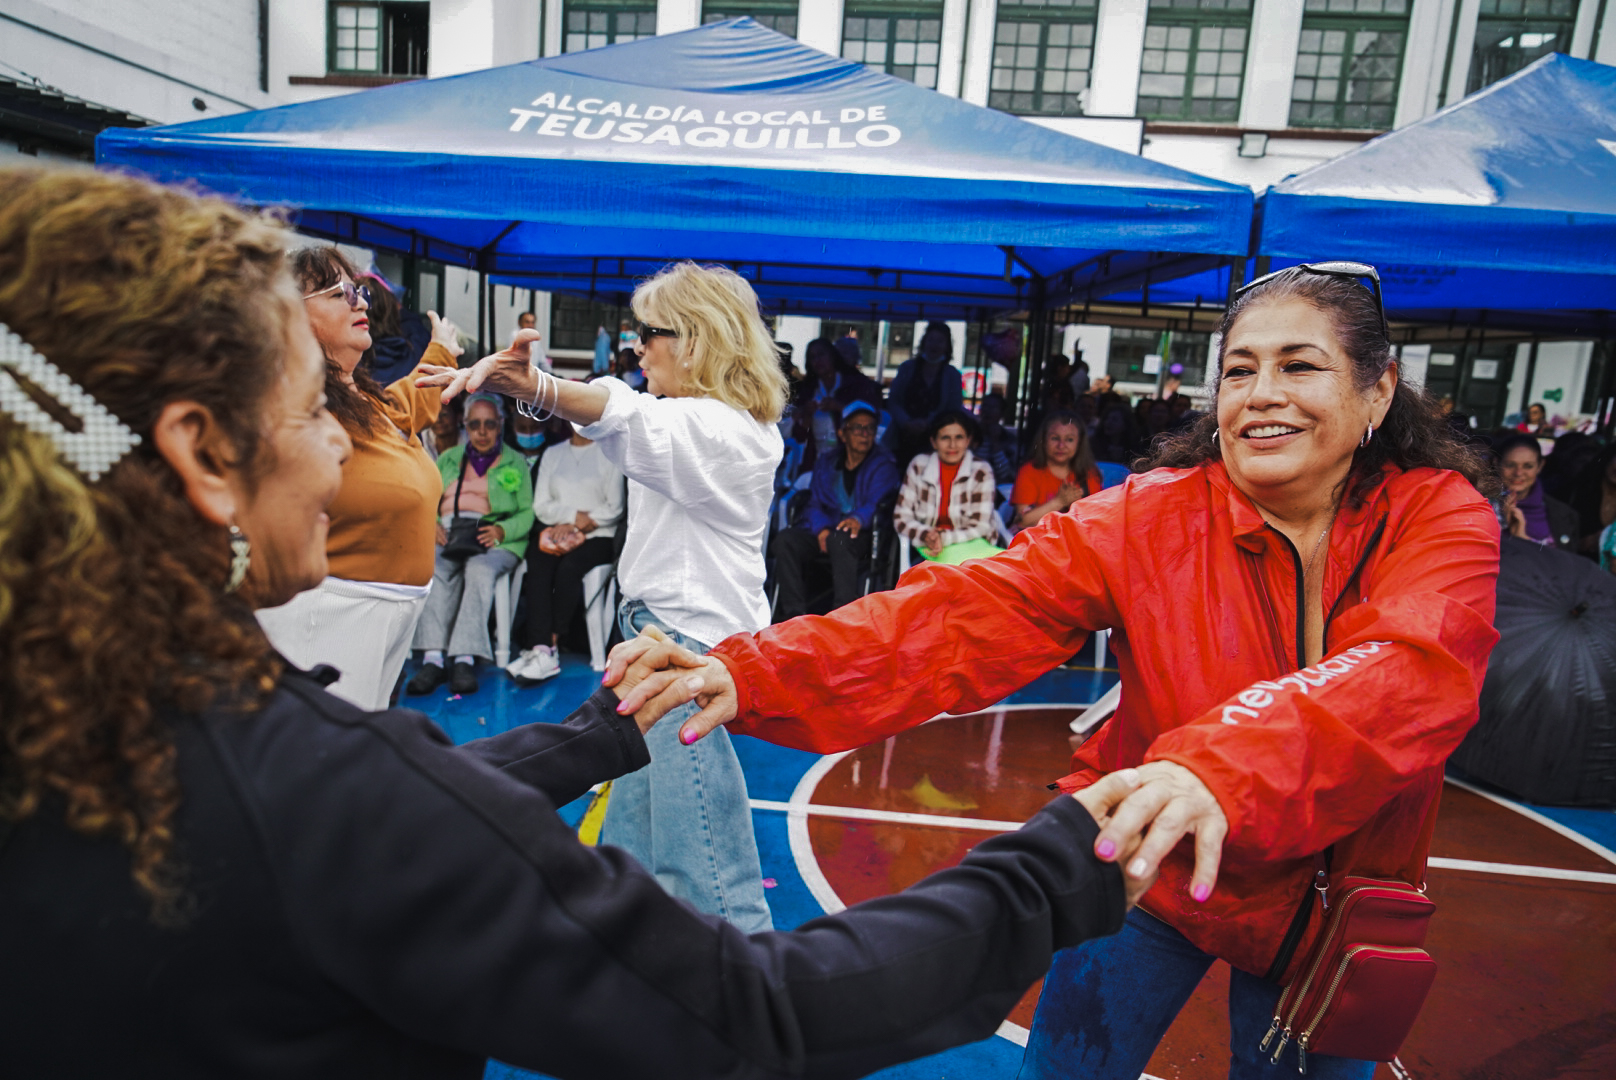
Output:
top-left (0, 166), bottom-right (1154, 1080)
top-left (254, 245), bottom-right (464, 709)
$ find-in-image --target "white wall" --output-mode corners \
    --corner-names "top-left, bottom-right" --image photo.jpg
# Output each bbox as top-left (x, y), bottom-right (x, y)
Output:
top-left (773, 315), bottom-right (821, 373)
top-left (1528, 342), bottom-right (1595, 422)
top-left (1142, 133), bottom-right (1346, 192)
top-left (1, 0), bottom-right (275, 121)
top-left (797, 0), bottom-right (845, 56)
top-left (1240, 0), bottom-right (1303, 130)
top-left (1087, 0), bottom-right (1148, 118)
top-left (657, 0), bottom-right (702, 36)
top-left (960, 0), bottom-right (996, 106)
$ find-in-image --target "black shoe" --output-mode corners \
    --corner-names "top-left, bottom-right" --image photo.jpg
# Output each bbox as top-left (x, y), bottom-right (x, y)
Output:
top-left (449, 661), bottom-right (479, 696)
top-left (406, 663), bottom-right (446, 696)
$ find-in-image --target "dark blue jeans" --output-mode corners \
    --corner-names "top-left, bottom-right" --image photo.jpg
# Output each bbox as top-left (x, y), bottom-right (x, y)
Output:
top-left (1019, 909), bottom-right (1376, 1080)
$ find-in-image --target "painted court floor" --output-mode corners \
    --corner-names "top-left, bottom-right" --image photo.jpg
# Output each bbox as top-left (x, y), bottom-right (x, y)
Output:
top-left (409, 646), bottom-right (1616, 1080)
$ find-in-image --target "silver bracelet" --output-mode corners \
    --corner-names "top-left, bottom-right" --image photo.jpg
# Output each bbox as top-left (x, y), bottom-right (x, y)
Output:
top-left (515, 362), bottom-right (559, 421)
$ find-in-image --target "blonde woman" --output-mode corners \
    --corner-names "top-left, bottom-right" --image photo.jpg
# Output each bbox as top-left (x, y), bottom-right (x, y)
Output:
top-left (421, 262), bottom-right (787, 931)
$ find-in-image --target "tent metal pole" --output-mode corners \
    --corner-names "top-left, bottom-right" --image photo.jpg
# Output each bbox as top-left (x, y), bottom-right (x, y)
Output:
top-left (477, 272), bottom-right (487, 357)
top-left (1518, 339), bottom-right (1539, 415)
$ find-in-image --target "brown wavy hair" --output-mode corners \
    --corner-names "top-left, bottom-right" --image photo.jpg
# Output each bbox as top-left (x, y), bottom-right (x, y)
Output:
top-left (1143, 268), bottom-right (1496, 507)
top-left (1029, 409), bottom-right (1099, 484)
top-left (290, 245), bottom-right (387, 439)
top-left (0, 166), bottom-right (294, 921)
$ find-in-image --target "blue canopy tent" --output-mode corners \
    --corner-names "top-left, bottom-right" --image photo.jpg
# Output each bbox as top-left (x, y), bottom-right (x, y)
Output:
top-left (1257, 53), bottom-right (1616, 335)
top-left (96, 17), bottom-right (1251, 394)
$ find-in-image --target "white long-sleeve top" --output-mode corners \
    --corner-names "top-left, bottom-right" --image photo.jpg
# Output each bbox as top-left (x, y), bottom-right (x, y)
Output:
top-left (578, 377), bottom-right (781, 645)
top-left (531, 439), bottom-right (626, 539)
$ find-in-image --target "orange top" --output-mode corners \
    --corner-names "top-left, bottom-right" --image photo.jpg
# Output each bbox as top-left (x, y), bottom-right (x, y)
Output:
top-left (1011, 462), bottom-right (1103, 508)
top-left (324, 345), bottom-right (450, 587)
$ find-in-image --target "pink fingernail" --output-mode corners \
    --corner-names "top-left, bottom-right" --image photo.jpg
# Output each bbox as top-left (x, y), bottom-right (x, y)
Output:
top-left (1192, 884), bottom-right (1211, 903)
top-left (1096, 839), bottom-right (1115, 859)
top-left (680, 728), bottom-right (698, 745)
top-left (616, 700), bottom-right (631, 714)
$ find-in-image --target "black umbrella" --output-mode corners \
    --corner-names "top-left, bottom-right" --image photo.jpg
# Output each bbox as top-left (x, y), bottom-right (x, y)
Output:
top-left (1450, 537), bottom-right (1616, 807)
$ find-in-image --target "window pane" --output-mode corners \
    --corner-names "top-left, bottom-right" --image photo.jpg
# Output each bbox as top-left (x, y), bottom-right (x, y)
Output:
top-left (990, 8), bottom-right (1100, 116)
top-left (1289, 9), bottom-right (1407, 128)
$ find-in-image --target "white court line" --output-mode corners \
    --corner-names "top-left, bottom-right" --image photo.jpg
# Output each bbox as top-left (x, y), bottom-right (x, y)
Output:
top-left (1427, 857), bottom-right (1616, 885)
top-left (1443, 775), bottom-right (1616, 868)
top-left (761, 799), bottom-right (1616, 885)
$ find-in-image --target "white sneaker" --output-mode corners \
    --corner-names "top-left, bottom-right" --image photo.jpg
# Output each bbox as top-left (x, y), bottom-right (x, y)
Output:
top-left (523, 645), bottom-right (561, 682)
top-left (505, 647), bottom-right (541, 677)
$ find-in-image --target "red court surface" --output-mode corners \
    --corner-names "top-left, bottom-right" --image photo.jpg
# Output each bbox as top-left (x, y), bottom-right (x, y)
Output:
top-left (800, 707), bottom-right (1616, 1080)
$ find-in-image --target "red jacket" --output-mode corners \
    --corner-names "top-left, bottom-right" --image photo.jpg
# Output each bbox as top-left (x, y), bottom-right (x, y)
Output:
top-left (713, 462), bottom-right (1499, 980)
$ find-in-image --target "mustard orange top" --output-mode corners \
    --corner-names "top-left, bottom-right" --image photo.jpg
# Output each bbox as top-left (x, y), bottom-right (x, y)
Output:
top-left (324, 344), bottom-right (450, 587)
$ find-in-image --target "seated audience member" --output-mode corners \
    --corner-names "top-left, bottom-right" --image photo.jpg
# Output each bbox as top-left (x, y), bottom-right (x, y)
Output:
top-left (1569, 443), bottom-right (1616, 559)
top-left (894, 409), bottom-right (999, 565)
top-left (791, 337), bottom-right (883, 470)
top-left (360, 274), bottom-right (430, 387)
top-left (1138, 397), bottom-right (1175, 451)
top-left (886, 321), bottom-right (965, 464)
top-left (1516, 402), bottom-right (1554, 437)
top-left (1090, 372), bottom-right (1113, 396)
top-left (510, 408), bottom-right (572, 479)
top-left (1074, 391), bottom-right (1099, 438)
top-left (1168, 393), bottom-right (1196, 429)
top-left (1091, 400), bottom-right (1138, 464)
top-left (1492, 432), bottom-right (1578, 552)
top-left (976, 391), bottom-right (1019, 485)
top-left (408, 393), bottom-right (535, 696)
top-left (614, 346), bottom-right (647, 391)
top-left (507, 422), bottom-right (626, 682)
top-left (1012, 410), bottom-right (1104, 532)
top-left (424, 395), bottom-right (462, 461)
top-left (771, 402), bottom-right (900, 621)
top-left (1540, 430), bottom-right (1601, 501)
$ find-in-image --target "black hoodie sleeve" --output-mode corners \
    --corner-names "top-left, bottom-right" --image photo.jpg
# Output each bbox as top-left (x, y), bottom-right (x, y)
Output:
top-left (220, 678), bottom-right (1126, 1080)
top-left (457, 688), bottom-right (650, 806)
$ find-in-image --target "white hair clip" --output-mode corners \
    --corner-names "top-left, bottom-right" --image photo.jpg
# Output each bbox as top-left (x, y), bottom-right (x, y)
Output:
top-left (0, 323), bottom-right (141, 481)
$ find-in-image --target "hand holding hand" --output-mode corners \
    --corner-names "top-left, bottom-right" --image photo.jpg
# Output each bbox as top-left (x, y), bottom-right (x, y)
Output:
top-left (417, 328), bottom-right (542, 405)
top-left (605, 631), bottom-right (739, 745)
top-left (426, 311), bottom-right (465, 358)
top-left (1070, 769), bottom-right (1155, 908)
top-left (1090, 760), bottom-right (1227, 904)
top-left (921, 529), bottom-right (943, 558)
top-left (1058, 482), bottom-right (1084, 509)
top-left (575, 511), bottom-right (598, 533)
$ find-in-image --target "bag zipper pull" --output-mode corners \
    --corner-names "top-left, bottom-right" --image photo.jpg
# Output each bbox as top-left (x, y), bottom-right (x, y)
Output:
top-left (1259, 1015), bottom-right (1283, 1053)
top-left (1297, 1039), bottom-right (1309, 1075)
top-left (1313, 856), bottom-right (1330, 912)
top-left (1270, 1028), bottom-right (1292, 1064)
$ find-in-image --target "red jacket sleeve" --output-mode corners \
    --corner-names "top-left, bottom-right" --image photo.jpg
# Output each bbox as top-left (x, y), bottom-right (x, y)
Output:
top-left (714, 491), bottom-right (1126, 753)
top-left (1145, 473), bottom-right (1500, 862)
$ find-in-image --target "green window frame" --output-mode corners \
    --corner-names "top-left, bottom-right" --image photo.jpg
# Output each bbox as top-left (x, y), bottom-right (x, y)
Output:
top-left (1290, 0), bottom-right (1409, 130)
top-left (327, 2), bottom-right (429, 76)
top-left (842, 2), bottom-right (947, 89)
top-left (990, 2), bottom-right (1100, 117)
top-left (1137, 0), bottom-right (1253, 123)
top-left (702, 2), bottom-right (800, 37)
top-left (1468, 0), bottom-right (1581, 95)
top-left (563, 0), bottom-right (658, 54)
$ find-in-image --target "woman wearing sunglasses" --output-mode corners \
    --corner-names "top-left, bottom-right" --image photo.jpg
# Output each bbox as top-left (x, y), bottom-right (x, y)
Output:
top-left (421, 261), bottom-right (788, 932)
top-left (611, 264), bottom-right (1502, 1078)
top-left (256, 247), bottom-right (465, 709)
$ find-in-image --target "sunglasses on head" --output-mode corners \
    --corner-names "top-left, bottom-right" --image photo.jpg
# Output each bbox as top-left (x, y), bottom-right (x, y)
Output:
top-left (1234, 261), bottom-right (1388, 341)
top-left (303, 280), bottom-right (372, 309)
top-left (637, 323), bottom-right (679, 341)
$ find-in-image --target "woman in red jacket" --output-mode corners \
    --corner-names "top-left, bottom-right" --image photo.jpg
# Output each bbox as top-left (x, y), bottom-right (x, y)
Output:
top-left (611, 265), bottom-right (1500, 1080)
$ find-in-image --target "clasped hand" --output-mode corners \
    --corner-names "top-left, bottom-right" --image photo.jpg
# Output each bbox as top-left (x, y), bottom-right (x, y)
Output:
top-left (603, 632), bottom-right (1228, 906)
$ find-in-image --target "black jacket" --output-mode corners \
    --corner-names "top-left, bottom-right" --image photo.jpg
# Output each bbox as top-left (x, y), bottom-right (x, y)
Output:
top-left (0, 668), bottom-right (1124, 1079)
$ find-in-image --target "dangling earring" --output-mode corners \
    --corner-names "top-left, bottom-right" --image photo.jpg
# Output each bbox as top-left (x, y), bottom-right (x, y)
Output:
top-left (226, 524), bottom-right (251, 593)
top-left (1359, 424), bottom-right (1374, 448)
top-left (1212, 428), bottom-right (1220, 446)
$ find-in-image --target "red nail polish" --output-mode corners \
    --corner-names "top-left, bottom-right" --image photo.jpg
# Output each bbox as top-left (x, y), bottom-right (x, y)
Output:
top-left (1096, 839), bottom-right (1116, 859)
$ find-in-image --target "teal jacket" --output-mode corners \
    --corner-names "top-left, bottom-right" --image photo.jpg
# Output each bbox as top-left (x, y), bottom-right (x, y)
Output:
top-left (435, 443), bottom-right (535, 560)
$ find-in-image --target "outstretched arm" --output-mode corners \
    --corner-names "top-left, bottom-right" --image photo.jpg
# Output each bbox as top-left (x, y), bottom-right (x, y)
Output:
top-left (417, 328), bottom-right (610, 425)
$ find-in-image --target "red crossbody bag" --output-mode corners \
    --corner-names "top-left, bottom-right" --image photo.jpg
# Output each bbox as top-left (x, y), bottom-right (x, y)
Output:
top-left (1259, 862), bottom-right (1437, 1074)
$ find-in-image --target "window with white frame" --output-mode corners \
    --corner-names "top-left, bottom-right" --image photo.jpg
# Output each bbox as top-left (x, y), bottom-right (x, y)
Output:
top-left (563, 0), bottom-right (658, 53)
top-left (1137, 0), bottom-right (1252, 123)
top-left (991, 1), bottom-right (1099, 116)
top-left (1468, 0), bottom-right (1580, 94)
top-left (842, 2), bottom-right (946, 89)
top-left (1290, 0), bottom-right (1409, 130)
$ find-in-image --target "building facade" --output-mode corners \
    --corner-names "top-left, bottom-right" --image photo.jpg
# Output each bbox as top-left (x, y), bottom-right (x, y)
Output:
top-left (3, 0), bottom-right (1611, 419)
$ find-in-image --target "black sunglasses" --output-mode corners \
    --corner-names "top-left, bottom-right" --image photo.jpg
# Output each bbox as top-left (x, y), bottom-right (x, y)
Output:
top-left (1235, 261), bottom-right (1388, 341)
top-left (638, 323), bottom-right (679, 341)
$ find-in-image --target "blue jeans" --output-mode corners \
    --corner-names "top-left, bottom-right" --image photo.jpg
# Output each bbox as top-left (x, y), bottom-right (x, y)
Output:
top-left (1019, 909), bottom-right (1375, 1080)
top-left (598, 599), bottom-right (773, 933)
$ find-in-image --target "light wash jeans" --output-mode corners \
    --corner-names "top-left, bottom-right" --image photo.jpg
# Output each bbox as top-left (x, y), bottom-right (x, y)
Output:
top-left (598, 599), bottom-right (773, 932)
top-left (1019, 908), bottom-right (1376, 1080)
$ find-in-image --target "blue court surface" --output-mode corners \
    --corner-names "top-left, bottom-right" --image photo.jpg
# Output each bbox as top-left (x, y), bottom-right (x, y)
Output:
top-left (405, 641), bottom-right (1616, 1080)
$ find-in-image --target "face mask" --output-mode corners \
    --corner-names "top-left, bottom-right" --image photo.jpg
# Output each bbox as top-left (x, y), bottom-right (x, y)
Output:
top-left (515, 432), bottom-right (545, 451)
